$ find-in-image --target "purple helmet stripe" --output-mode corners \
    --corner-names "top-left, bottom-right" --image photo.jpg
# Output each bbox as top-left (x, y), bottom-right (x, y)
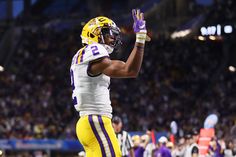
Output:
top-left (98, 115), bottom-right (116, 157)
top-left (88, 115), bottom-right (106, 157)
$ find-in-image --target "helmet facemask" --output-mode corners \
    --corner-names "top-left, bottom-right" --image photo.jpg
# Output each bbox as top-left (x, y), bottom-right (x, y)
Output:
top-left (100, 26), bottom-right (122, 51)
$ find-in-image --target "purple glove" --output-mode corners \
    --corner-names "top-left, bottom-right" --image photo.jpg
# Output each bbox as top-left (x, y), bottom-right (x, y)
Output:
top-left (132, 9), bottom-right (147, 33)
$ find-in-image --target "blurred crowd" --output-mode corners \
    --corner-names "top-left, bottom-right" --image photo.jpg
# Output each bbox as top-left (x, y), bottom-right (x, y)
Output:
top-left (0, 24), bottom-right (235, 154)
top-left (0, 27), bottom-right (79, 139)
top-left (0, 0), bottom-right (236, 157)
top-left (127, 130), bottom-right (236, 157)
top-left (0, 20), bottom-right (236, 139)
top-left (113, 37), bottom-right (236, 136)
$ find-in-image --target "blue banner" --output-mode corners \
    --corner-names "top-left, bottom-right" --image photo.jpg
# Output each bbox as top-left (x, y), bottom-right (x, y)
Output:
top-left (0, 139), bottom-right (83, 151)
top-left (0, 131), bottom-right (168, 151)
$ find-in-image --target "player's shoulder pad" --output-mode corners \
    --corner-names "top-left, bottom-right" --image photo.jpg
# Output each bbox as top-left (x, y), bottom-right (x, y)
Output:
top-left (86, 43), bottom-right (109, 56)
top-left (80, 43), bottom-right (110, 64)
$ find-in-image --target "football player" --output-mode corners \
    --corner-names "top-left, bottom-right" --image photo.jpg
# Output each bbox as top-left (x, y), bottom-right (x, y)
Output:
top-left (70, 9), bottom-right (148, 157)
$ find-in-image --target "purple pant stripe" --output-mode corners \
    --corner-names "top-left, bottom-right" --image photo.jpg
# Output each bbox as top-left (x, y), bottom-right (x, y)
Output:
top-left (98, 115), bottom-right (116, 157)
top-left (88, 115), bottom-right (106, 157)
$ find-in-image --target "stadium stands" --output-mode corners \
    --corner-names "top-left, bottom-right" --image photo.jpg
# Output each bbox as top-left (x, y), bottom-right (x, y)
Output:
top-left (0, 25), bottom-right (235, 139)
top-left (0, 0), bottom-right (235, 156)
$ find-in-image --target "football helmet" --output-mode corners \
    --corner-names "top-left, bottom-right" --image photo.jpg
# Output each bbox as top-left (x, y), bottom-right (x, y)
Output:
top-left (81, 16), bottom-right (122, 52)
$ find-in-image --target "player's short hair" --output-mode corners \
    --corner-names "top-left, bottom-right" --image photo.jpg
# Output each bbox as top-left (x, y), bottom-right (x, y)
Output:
top-left (185, 133), bottom-right (192, 139)
top-left (192, 129), bottom-right (199, 136)
top-left (112, 116), bottom-right (122, 124)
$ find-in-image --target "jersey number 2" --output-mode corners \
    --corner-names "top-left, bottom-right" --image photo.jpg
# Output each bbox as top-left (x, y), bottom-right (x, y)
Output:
top-left (91, 45), bottom-right (99, 56)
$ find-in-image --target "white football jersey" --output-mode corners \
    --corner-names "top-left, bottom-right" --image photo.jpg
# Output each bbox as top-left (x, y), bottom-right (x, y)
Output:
top-left (70, 43), bottom-right (112, 118)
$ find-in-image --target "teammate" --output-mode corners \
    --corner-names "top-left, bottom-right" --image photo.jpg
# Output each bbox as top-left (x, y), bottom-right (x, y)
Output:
top-left (132, 131), bottom-right (151, 157)
top-left (112, 116), bottom-right (135, 157)
top-left (70, 9), bottom-right (148, 157)
top-left (154, 136), bottom-right (172, 157)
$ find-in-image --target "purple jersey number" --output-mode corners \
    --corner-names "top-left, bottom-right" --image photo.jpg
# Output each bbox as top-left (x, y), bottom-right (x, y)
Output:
top-left (91, 45), bottom-right (100, 56)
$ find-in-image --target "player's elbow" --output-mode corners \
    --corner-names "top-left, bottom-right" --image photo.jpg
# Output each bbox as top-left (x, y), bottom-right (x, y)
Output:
top-left (128, 71), bottom-right (139, 78)
top-left (124, 66), bottom-right (140, 78)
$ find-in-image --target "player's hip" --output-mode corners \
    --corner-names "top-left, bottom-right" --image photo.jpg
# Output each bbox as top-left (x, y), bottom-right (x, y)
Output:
top-left (76, 115), bottom-right (121, 157)
top-left (76, 115), bottom-right (113, 133)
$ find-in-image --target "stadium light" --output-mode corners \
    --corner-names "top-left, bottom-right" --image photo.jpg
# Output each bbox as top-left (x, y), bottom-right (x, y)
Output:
top-left (0, 65), bottom-right (4, 72)
top-left (198, 36), bottom-right (205, 41)
top-left (171, 29), bottom-right (191, 39)
top-left (0, 150), bottom-right (3, 155)
top-left (228, 66), bottom-right (236, 72)
top-left (224, 25), bottom-right (233, 34)
top-left (209, 35), bottom-right (216, 40)
top-left (200, 24), bottom-right (233, 36)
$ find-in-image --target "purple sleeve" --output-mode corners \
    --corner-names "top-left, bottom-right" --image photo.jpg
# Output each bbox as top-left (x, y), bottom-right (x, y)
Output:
top-left (160, 147), bottom-right (172, 157)
top-left (135, 146), bottom-right (145, 157)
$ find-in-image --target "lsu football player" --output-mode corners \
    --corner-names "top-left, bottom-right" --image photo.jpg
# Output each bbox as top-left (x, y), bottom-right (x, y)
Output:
top-left (70, 9), bottom-right (148, 157)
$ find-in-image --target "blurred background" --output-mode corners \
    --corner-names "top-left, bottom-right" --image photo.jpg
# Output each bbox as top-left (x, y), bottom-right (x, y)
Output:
top-left (0, 0), bottom-right (235, 156)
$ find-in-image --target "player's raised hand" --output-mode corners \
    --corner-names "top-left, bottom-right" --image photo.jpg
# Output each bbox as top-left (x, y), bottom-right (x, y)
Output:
top-left (132, 9), bottom-right (147, 33)
top-left (132, 9), bottom-right (151, 42)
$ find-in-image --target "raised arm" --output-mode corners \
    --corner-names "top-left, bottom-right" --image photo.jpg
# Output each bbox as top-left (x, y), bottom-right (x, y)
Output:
top-left (89, 9), bottom-right (149, 78)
